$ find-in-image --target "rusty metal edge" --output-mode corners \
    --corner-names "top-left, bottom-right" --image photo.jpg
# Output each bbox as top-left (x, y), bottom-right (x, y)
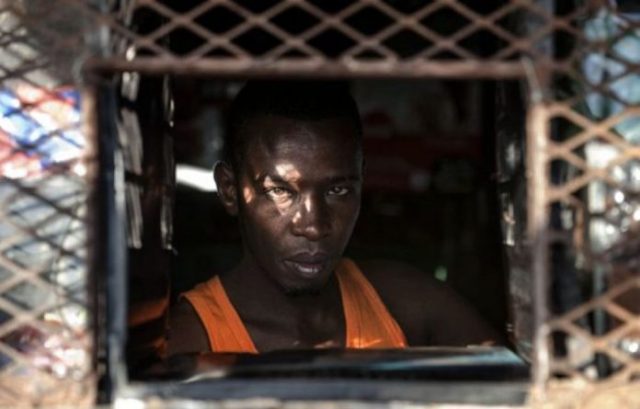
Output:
top-left (83, 57), bottom-right (529, 79)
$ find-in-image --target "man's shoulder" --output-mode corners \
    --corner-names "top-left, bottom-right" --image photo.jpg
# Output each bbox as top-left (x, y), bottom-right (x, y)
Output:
top-left (352, 259), bottom-right (442, 342)
top-left (355, 258), bottom-right (444, 300)
top-left (352, 258), bottom-right (503, 346)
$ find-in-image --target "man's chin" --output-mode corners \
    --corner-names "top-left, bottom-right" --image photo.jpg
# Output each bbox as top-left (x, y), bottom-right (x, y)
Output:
top-left (280, 273), bottom-right (332, 296)
top-left (283, 286), bottom-right (323, 296)
top-left (276, 259), bottom-right (338, 294)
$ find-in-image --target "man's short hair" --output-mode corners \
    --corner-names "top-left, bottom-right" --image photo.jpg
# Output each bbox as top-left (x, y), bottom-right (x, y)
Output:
top-left (225, 80), bottom-right (362, 171)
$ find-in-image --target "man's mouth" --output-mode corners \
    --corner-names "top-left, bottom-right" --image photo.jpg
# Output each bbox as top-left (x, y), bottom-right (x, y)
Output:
top-left (284, 252), bottom-right (329, 277)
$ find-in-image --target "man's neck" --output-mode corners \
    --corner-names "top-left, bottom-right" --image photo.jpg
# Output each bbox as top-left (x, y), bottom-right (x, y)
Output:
top-left (218, 257), bottom-right (345, 350)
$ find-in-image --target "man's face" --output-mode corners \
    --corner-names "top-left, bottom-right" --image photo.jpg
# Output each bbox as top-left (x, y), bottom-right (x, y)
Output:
top-left (230, 116), bottom-right (362, 293)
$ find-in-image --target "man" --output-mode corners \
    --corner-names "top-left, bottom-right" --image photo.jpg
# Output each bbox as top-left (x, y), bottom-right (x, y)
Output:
top-left (168, 81), bottom-right (501, 354)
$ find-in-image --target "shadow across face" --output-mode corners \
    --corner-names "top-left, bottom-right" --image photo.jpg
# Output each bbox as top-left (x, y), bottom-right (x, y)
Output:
top-left (215, 115), bottom-right (363, 294)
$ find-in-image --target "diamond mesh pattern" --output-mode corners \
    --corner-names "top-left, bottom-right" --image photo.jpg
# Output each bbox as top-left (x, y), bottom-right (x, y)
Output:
top-left (66, 0), bottom-right (580, 77)
top-left (5, 0), bottom-right (640, 406)
top-left (0, 1), bottom-right (94, 406)
top-left (524, 2), bottom-right (640, 403)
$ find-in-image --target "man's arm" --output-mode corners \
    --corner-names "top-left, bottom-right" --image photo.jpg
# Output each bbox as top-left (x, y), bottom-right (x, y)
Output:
top-left (359, 259), bottom-right (504, 346)
top-left (167, 299), bottom-right (211, 356)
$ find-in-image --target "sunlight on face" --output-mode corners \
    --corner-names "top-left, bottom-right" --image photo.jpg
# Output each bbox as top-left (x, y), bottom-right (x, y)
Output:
top-left (243, 186), bottom-right (254, 204)
top-left (304, 196), bottom-right (312, 213)
top-left (233, 116), bottom-right (362, 293)
top-left (263, 175), bottom-right (294, 215)
top-left (275, 163), bottom-right (301, 183)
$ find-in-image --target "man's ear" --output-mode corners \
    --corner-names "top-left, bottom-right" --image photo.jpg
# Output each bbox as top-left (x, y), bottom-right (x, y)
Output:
top-left (214, 161), bottom-right (239, 216)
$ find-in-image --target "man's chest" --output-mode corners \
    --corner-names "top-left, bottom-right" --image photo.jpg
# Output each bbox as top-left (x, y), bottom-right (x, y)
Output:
top-left (243, 308), bottom-right (347, 351)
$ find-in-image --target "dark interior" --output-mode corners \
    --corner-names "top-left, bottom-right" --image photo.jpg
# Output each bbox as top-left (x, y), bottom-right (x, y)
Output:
top-left (170, 78), bottom-right (508, 329)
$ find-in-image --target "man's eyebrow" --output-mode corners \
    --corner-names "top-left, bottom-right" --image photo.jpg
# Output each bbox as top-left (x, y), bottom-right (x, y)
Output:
top-left (254, 174), bottom-right (290, 184)
top-left (254, 174), bottom-right (361, 184)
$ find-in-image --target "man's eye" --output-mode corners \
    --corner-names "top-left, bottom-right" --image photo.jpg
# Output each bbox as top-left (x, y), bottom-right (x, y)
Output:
top-left (327, 186), bottom-right (350, 196)
top-left (265, 187), bottom-right (291, 199)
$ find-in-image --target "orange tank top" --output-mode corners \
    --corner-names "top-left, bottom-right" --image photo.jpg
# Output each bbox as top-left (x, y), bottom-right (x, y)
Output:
top-left (182, 258), bottom-right (407, 353)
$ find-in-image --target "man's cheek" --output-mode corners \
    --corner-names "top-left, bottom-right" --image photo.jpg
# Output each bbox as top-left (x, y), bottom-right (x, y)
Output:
top-left (273, 198), bottom-right (294, 214)
top-left (252, 218), bottom-right (286, 247)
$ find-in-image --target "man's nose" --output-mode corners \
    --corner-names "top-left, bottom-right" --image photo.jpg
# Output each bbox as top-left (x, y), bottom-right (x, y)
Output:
top-left (291, 194), bottom-right (331, 241)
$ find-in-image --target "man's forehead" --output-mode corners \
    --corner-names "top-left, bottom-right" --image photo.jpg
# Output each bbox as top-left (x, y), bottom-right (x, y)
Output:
top-left (243, 147), bottom-right (361, 180)
top-left (243, 115), bottom-right (359, 151)
top-left (239, 125), bottom-right (360, 181)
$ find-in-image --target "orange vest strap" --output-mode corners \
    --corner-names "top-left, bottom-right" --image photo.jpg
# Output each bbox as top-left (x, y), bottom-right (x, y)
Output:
top-left (337, 259), bottom-right (407, 349)
top-left (182, 277), bottom-right (258, 353)
top-left (182, 259), bottom-right (406, 352)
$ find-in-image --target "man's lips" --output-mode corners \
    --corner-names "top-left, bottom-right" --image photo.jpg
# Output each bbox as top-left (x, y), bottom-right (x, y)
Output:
top-left (284, 252), bottom-right (329, 277)
top-left (287, 252), bottom-right (329, 264)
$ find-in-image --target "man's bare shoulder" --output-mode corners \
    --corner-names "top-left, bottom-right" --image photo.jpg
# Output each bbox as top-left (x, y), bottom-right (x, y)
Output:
top-left (355, 258), bottom-right (504, 346)
top-left (356, 258), bottom-right (446, 306)
top-left (167, 299), bottom-right (211, 356)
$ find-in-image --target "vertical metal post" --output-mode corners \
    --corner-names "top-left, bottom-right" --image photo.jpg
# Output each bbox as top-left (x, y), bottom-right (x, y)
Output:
top-left (527, 0), bottom-right (555, 398)
top-left (82, 85), bottom-right (100, 407)
top-left (528, 102), bottom-right (551, 397)
top-left (96, 82), bottom-right (129, 402)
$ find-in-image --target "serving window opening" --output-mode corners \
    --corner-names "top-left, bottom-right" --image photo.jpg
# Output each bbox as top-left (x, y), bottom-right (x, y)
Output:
top-left (121, 75), bottom-right (523, 380)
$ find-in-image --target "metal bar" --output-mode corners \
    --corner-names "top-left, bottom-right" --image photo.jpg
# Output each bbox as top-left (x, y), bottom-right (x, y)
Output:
top-left (96, 81), bottom-right (129, 402)
top-left (84, 57), bottom-right (529, 78)
top-left (81, 84), bottom-right (99, 406)
top-left (527, 102), bottom-right (551, 397)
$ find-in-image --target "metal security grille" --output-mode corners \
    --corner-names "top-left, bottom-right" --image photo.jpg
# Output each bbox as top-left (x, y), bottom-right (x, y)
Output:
top-left (527, 3), bottom-right (640, 406)
top-left (83, 0), bottom-right (568, 77)
top-left (3, 0), bottom-right (640, 407)
top-left (0, 0), bottom-right (95, 407)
